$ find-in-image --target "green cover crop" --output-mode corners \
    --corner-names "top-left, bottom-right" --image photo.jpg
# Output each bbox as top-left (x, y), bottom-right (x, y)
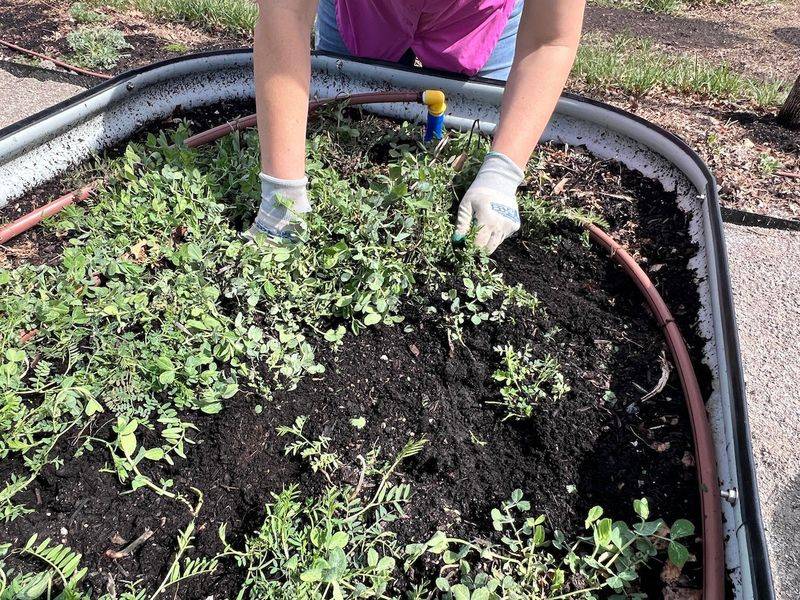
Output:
top-left (0, 107), bottom-right (691, 598)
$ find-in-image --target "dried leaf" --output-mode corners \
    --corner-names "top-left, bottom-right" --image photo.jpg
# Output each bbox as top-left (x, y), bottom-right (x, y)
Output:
top-left (130, 240), bottom-right (148, 262)
top-left (660, 560), bottom-right (682, 584)
top-left (652, 441), bottom-right (671, 452)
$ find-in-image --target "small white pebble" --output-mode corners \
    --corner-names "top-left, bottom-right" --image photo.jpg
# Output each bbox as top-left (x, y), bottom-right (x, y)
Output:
top-left (60, 527), bottom-right (68, 536)
top-left (380, 354), bottom-right (388, 361)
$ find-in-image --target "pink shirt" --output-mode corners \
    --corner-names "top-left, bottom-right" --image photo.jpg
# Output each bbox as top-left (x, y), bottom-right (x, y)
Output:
top-left (335, 0), bottom-right (517, 76)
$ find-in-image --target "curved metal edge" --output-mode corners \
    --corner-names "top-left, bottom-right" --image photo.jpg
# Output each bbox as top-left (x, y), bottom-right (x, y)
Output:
top-left (0, 48), bottom-right (774, 599)
top-left (0, 48), bottom-right (250, 143)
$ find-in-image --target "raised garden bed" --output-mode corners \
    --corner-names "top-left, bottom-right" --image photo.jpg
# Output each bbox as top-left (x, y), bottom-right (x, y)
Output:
top-left (0, 96), bottom-right (711, 598)
top-left (0, 50), bottom-right (776, 600)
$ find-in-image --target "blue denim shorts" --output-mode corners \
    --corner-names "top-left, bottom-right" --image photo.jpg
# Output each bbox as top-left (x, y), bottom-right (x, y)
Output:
top-left (315, 0), bottom-right (523, 81)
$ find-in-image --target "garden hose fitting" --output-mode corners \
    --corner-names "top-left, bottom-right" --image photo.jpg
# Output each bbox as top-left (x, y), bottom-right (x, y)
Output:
top-left (422, 90), bottom-right (447, 142)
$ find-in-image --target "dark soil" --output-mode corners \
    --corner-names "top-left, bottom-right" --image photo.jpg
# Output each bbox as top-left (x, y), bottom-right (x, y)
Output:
top-left (0, 107), bottom-right (709, 598)
top-left (583, 3), bottom-right (800, 82)
top-left (0, 0), bottom-right (245, 78)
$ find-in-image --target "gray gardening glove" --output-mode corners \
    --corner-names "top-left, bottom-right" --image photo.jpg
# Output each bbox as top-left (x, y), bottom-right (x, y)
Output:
top-left (452, 151), bottom-right (524, 255)
top-left (245, 172), bottom-right (311, 242)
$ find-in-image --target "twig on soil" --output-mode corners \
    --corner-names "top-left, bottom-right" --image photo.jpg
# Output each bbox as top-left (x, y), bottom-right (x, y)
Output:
top-left (599, 192), bottom-right (635, 202)
top-left (105, 528), bottom-right (153, 559)
top-left (349, 455), bottom-right (368, 501)
top-left (639, 353), bottom-right (671, 401)
top-left (776, 170), bottom-right (800, 179)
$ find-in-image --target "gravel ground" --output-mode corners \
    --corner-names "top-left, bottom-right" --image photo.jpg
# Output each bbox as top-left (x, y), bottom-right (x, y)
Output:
top-left (725, 223), bottom-right (800, 600)
top-left (1, 62), bottom-right (798, 598)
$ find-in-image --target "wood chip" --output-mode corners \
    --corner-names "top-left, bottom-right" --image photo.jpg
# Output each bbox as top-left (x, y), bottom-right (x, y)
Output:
top-left (105, 528), bottom-right (153, 559)
top-left (408, 344), bottom-right (420, 357)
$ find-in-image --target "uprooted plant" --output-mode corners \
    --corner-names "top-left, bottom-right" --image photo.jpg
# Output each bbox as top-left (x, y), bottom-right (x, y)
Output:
top-left (490, 343), bottom-right (570, 420)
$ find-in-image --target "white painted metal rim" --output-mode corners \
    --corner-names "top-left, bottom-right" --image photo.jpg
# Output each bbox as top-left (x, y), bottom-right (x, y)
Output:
top-left (0, 49), bottom-right (772, 599)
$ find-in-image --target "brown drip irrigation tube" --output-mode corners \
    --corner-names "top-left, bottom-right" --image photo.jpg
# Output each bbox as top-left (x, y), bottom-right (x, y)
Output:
top-left (0, 38), bottom-right (112, 80)
top-left (587, 224), bottom-right (724, 599)
top-left (1, 91), bottom-right (724, 597)
top-left (0, 181), bottom-right (100, 244)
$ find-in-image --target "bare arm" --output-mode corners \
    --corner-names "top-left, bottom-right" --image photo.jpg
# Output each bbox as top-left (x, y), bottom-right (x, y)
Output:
top-left (254, 0), bottom-right (318, 178)
top-left (492, 0), bottom-right (585, 168)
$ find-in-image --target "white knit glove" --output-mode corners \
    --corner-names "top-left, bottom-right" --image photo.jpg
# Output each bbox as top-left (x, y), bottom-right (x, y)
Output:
top-left (245, 173), bottom-right (311, 242)
top-left (452, 151), bottom-right (524, 255)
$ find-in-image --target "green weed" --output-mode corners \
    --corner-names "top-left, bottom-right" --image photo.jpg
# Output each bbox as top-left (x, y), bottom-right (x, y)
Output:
top-left (590, 0), bottom-right (684, 13)
top-left (573, 34), bottom-right (789, 107)
top-left (406, 493), bottom-right (695, 598)
top-left (0, 108), bottom-right (682, 597)
top-left (758, 153), bottom-right (783, 174)
top-left (67, 26), bottom-right (131, 69)
top-left (279, 415), bottom-right (343, 484)
top-left (589, 0), bottom-right (743, 13)
top-left (219, 438), bottom-right (427, 598)
top-left (0, 109), bottom-right (601, 519)
top-left (490, 344), bottom-right (570, 419)
top-left (111, 0), bottom-right (257, 35)
top-left (163, 42), bottom-right (190, 53)
top-left (69, 2), bottom-right (107, 24)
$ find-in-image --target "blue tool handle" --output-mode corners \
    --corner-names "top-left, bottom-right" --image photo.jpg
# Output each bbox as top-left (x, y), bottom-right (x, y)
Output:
top-left (424, 112), bottom-right (444, 142)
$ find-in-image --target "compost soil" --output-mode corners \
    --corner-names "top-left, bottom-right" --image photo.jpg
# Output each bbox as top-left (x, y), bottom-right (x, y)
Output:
top-left (0, 106), bottom-right (709, 598)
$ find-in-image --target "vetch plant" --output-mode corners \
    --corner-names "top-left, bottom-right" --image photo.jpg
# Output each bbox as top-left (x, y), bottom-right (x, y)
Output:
top-left (278, 415), bottom-right (343, 484)
top-left (490, 344), bottom-right (570, 419)
top-left (0, 108), bottom-right (599, 528)
top-left (69, 2), bottom-right (107, 23)
top-left (219, 438), bottom-right (427, 598)
top-left (405, 491), bottom-right (695, 599)
top-left (0, 536), bottom-right (87, 597)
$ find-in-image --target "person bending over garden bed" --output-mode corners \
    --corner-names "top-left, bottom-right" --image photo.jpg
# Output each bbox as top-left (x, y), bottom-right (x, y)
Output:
top-left (250, 0), bottom-right (586, 254)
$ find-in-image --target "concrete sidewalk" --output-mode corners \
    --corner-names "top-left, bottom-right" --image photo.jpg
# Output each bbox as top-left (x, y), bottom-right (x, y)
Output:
top-left (725, 224), bottom-right (800, 600)
top-left (0, 62), bottom-right (86, 129)
top-left (1, 62), bottom-right (798, 598)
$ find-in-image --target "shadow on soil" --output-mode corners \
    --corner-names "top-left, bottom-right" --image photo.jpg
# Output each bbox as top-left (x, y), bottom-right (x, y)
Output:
top-left (0, 59), bottom-right (94, 88)
top-left (773, 27), bottom-right (800, 48)
top-left (583, 6), bottom-right (748, 50)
